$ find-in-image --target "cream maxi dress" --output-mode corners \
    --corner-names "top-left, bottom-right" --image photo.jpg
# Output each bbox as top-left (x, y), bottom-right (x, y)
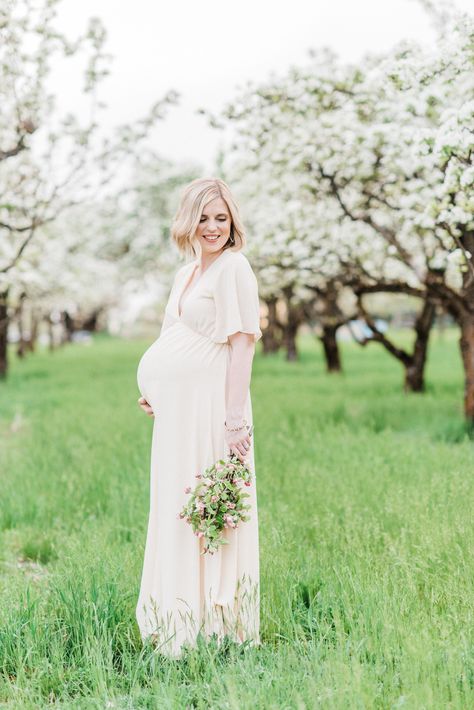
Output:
top-left (136, 247), bottom-right (262, 658)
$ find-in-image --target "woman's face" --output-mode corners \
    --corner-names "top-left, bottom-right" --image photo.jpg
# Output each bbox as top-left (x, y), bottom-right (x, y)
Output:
top-left (196, 196), bottom-right (232, 256)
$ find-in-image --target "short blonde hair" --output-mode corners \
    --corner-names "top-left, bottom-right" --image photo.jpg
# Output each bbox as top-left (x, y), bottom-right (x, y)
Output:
top-left (171, 177), bottom-right (246, 259)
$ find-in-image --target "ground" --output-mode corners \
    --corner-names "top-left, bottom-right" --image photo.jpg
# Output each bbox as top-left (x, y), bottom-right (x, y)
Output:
top-left (0, 329), bottom-right (473, 709)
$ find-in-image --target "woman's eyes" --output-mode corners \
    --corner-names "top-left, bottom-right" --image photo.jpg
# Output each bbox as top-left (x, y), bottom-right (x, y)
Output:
top-left (200, 217), bottom-right (227, 222)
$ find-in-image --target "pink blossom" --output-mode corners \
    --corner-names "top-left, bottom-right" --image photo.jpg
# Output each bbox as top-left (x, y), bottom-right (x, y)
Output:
top-left (197, 531), bottom-right (204, 538)
top-left (195, 473), bottom-right (202, 479)
top-left (184, 486), bottom-right (192, 494)
top-left (211, 495), bottom-right (218, 503)
top-left (244, 481), bottom-right (251, 487)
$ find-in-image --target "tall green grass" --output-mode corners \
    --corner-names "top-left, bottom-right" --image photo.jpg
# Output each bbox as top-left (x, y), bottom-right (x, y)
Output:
top-left (0, 329), bottom-right (473, 708)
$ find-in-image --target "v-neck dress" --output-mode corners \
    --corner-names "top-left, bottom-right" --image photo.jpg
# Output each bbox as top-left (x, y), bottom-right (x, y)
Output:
top-left (136, 248), bottom-right (262, 658)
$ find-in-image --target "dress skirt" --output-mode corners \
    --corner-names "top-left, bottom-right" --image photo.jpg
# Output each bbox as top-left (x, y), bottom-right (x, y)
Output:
top-left (136, 318), bottom-right (260, 658)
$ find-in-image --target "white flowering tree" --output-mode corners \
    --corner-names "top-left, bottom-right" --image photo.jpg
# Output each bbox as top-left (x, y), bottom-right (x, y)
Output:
top-left (240, 178), bottom-right (358, 366)
top-left (212, 15), bottom-right (474, 418)
top-left (404, 15), bottom-right (474, 418)
top-left (213, 73), bottom-right (361, 367)
top-left (90, 155), bottom-right (203, 337)
top-left (7, 152), bottom-right (199, 352)
top-left (306, 16), bottom-right (474, 414)
top-left (95, 153), bottom-right (200, 284)
top-left (0, 0), bottom-right (178, 376)
top-left (212, 53), bottom-right (428, 376)
top-left (12, 208), bottom-right (121, 346)
top-left (293, 47), bottom-right (441, 393)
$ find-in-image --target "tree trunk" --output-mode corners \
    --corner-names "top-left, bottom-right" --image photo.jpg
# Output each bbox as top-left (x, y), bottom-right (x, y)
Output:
top-left (62, 310), bottom-right (74, 343)
top-left (0, 290), bottom-right (9, 378)
top-left (261, 297), bottom-right (281, 354)
top-left (82, 309), bottom-right (100, 332)
top-left (16, 293), bottom-right (27, 359)
top-left (282, 288), bottom-right (304, 362)
top-left (48, 315), bottom-right (55, 351)
top-left (457, 228), bottom-right (474, 424)
top-left (425, 232), bottom-right (474, 424)
top-left (321, 324), bottom-right (341, 372)
top-left (316, 282), bottom-right (344, 373)
top-left (356, 293), bottom-right (436, 393)
top-left (28, 309), bottom-right (39, 352)
top-left (403, 297), bottom-right (436, 392)
top-left (284, 318), bottom-right (299, 362)
top-left (459, 314), bottom-right (474, 425)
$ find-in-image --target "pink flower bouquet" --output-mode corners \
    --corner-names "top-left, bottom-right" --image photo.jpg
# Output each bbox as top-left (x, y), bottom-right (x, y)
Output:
top-left (179, 443), bottom-right (254, 555)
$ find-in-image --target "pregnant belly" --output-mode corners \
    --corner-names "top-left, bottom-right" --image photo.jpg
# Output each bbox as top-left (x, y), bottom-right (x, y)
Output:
top-left (137, 322), bottom-right (228, 402)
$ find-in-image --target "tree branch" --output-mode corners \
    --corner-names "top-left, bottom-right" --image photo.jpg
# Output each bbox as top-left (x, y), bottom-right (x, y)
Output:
top-left (352, 281), bottom-right (425, 298)
top-left (355, 294), bottom-right (411, 364)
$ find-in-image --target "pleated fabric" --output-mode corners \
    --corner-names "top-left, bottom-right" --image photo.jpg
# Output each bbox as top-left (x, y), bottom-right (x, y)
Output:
top-left (136, 248), bottom-right (262, 658)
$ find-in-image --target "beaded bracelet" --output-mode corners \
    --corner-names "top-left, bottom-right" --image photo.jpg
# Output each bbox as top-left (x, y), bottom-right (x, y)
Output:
top-left (225, 418), bottom-right (248, 432)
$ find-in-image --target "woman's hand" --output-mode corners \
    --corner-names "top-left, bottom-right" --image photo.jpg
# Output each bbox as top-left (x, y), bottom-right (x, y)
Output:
top-left (225, 425), bottom-right (252, 463)
top-left (138, 396), bottom-right (154, 417)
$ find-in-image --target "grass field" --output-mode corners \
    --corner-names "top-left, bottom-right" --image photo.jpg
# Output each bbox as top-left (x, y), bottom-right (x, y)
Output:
top-left (1, 328), bottom-right (473, 709)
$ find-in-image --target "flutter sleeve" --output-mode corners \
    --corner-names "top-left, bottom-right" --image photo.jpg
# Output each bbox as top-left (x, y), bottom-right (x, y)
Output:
top-left (211, 254), bottom-right (262, 344)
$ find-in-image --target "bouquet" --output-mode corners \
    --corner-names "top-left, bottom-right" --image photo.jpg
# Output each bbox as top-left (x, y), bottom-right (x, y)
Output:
top-left (179, 429), bottom-right (254, 555)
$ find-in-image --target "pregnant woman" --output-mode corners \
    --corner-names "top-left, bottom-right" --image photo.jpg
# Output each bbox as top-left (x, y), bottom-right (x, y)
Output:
top-left (136, 177), bottom-right (262, 658)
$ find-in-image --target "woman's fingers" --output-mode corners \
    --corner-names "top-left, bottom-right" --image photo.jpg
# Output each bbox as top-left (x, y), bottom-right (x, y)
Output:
top-left (240, 437), bottom-right (251, 453)
top-left (232, 440), bottom-right (251, 461)
top-left (232, 446), bottom-right (245, 462)
top-left (137, 397), bottom-right (154, 417)
top-left (225, 430), bottom-right (252, 462)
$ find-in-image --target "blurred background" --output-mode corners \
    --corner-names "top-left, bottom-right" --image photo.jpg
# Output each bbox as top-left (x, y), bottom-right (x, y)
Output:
top-left (2, 2), bottom-right (474, 706)
top-left (1, 0), bottom-right (473, 422)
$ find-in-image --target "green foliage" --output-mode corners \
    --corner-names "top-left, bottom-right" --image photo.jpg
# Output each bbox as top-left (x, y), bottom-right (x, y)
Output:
top-left (0, 330), bottom-right (473, 707)
top-left (180, 453), bottom-right (252, 554)
top-left (21, 535), bottom-right (57, 565)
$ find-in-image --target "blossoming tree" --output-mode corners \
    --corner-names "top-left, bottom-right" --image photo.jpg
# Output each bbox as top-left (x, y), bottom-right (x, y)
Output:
top-left (0, 0), bottom-right (177, 376)
top-left (211, 14), bottom-right (474, 419)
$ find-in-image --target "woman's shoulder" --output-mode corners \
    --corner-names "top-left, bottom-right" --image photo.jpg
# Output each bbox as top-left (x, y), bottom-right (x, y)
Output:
top-left (214, 250), bottom-right (259, 293)
top-left (219, 249), bottom-right (255, 274)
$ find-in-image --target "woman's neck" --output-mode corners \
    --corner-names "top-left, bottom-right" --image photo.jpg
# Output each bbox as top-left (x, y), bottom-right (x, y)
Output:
top-left (198, 248), bottom-right (225, 273)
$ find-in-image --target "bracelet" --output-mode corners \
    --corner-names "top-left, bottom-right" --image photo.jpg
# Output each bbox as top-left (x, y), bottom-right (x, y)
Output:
top-left (225, 418), bottom-right (247, 432)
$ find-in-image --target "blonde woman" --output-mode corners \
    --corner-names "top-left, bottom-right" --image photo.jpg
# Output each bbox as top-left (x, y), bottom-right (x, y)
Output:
top-left (136, 177), bottom-right (262, 658)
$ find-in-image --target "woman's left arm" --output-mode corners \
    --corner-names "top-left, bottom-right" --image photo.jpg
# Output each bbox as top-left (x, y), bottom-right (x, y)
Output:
top-left (225, 332), bottom-right (256, 462)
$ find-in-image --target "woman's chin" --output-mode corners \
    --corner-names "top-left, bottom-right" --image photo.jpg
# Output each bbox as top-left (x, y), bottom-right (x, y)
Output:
top-left (200, 239), bottom-right (226, 253)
